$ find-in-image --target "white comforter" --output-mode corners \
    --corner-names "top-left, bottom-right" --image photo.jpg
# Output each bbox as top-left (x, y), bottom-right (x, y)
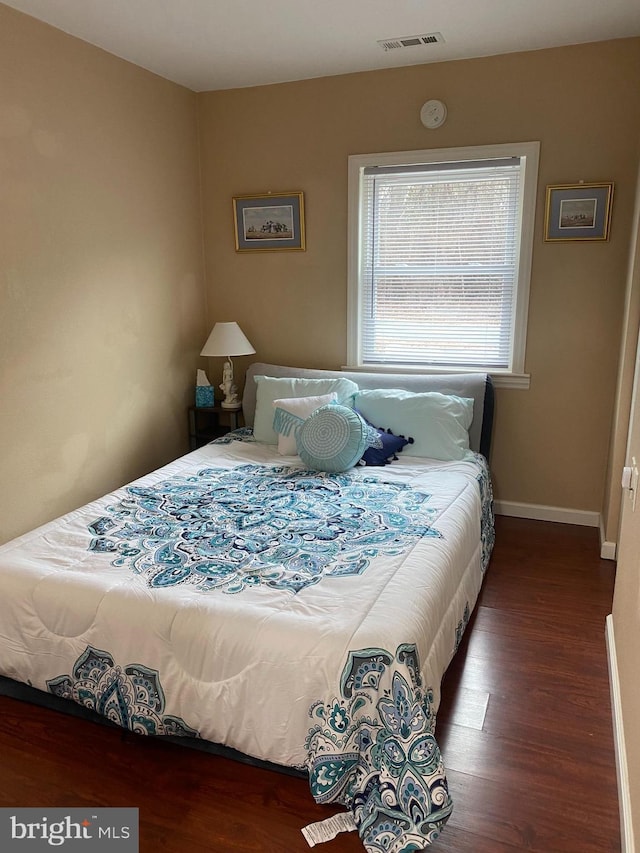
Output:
top-left (0, 437), bottom-right (492, 852)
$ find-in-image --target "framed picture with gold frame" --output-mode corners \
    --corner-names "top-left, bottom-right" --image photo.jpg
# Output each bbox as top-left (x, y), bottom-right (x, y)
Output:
top-left (233, 191), bottom-right (305, 252)
top-left (544, 182), bottom-right (613, 242)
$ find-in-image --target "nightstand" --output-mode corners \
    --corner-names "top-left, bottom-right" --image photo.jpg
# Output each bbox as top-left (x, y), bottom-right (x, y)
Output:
top-left (188, 405), bottom-right (241, 450)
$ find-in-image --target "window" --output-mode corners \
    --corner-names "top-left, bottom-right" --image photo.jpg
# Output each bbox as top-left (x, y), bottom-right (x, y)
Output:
top-left (347, 142), bottom-right (539, 386)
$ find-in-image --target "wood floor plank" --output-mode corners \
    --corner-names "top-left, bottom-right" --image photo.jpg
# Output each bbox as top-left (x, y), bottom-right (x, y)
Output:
top-left (442, 645), bottom-right (611, 710)
top-left (440, 686), bottom-right (490, 731)
top-left (434, 768), bottom-right (620, 853)
top-left (438, 721), bottom-right (618, 815)
top-left (480, 687), bottom-right (617, 754)
top-left (0, 515), bottom-right (620, 852)
top-left (472, 603), bottom-right (609, 645)
top-left (437, 675), bottom-right (616, 764)
top-left (428, 821), bottom-right (528, 853)
top-left (459, 629), bottom-right (611, 690)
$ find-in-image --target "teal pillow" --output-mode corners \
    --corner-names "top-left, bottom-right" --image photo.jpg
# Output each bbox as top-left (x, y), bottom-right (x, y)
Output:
top-left (296, 404), bottom-right (377, 473)
top-left (353, 389), bottom-right (474, 461)
top-left (253, 375), bottom-right (359, 445)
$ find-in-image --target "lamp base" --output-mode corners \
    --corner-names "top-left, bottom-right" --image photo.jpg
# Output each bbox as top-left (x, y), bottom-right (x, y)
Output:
top-left (219, 357), bottom-right (241, 410)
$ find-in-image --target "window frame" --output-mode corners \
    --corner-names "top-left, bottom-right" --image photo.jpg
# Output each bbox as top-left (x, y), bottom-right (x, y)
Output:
top-left (346, 141), bottom-right (540, 389)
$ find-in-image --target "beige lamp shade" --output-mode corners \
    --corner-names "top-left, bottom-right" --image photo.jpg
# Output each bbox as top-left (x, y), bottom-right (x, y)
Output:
top-left (200, 322), bottom-right (255, 357)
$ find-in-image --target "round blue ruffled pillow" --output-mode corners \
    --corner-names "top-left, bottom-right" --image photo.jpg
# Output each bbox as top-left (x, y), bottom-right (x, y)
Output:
top-left (297, 404), bottom-right (374, 473)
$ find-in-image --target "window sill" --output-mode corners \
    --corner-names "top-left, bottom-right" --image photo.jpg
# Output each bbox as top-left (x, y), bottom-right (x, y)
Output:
top-left (341, 365), bottom-right (530, 390)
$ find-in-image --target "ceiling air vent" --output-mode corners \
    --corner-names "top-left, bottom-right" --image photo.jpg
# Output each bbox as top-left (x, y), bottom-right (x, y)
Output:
top-left (378, 32), bottom-right (445, 52)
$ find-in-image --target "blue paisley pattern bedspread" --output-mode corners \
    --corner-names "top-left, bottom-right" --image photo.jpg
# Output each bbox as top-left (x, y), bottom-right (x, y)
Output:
top-left (47, 646), bottom-right (198, 738)
top-left (87, 464), bottom-right (444, 594)
top-left (307, 644), bottom-right (452, 852)
top-left (0, 437), bottom-right (494, 853)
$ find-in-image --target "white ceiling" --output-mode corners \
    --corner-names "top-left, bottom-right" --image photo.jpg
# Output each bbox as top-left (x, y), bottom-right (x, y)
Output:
top-left (4, 0), bottom-right (640, 92)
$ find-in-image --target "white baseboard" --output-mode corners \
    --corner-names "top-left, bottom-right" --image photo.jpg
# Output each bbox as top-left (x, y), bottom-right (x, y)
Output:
top-left (606, 615), bottom-right (636, 853)
top-left (494, 500), bottom-right (600, 528)
top-left (600, 516), bottom-right (617, 560)
top-left (493, 501), bottom-right (618, 559)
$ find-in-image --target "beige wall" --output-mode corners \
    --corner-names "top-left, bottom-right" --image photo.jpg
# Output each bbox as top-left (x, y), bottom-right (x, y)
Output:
top-left (198, 38), bottom-right (640, 513)
top-left (602, 162), bottom-right (640, 548)
top-left (0, 5), bottom-right (206, 544)
top-left (611, 135), bottom-right (640, 847)
top-left (611, 271), bottom-right (640, 844)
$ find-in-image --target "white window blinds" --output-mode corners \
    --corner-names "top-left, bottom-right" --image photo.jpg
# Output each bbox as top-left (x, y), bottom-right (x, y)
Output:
top-left (358, 156), bottom-right (526, 370)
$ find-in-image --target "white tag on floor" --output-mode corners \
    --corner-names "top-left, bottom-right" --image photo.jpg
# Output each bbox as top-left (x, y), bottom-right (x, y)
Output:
top-left (302, 812), bottom-right (357, 847)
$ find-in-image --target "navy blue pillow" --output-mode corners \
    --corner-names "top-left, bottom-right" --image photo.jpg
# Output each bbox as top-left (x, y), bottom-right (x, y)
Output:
top-left (359, 415), bottom-right (414, 466)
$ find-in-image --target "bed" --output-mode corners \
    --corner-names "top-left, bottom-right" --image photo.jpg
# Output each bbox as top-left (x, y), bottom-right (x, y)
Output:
top-left (0, 362), bottom-right (495, 852)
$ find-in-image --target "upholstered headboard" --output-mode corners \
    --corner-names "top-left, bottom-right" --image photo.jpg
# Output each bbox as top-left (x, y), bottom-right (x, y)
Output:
top-left (243, 363), bottom-right (494, 458)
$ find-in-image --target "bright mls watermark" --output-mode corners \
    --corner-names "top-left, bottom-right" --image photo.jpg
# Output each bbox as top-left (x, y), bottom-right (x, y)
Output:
top-left (0, 808), bottom-right (138, 850)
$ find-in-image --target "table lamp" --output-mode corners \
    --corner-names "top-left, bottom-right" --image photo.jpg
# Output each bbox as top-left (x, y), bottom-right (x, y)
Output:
top-left (200, 322), bottom-right (255, 409)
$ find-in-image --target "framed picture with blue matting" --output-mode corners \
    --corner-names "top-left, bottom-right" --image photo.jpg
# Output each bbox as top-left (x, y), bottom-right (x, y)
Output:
top-left (544, 182), bottom-right (613, 242)
top-left (233, 191), bottom-right (305, 252)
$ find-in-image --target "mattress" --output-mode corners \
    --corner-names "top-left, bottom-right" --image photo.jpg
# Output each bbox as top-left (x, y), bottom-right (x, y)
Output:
top-left (0, 432), bottom-right (493, 852)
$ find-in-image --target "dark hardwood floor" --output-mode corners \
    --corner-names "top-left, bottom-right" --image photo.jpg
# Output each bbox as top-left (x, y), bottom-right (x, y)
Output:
top-left (0, 516), bottom-right (620, 852)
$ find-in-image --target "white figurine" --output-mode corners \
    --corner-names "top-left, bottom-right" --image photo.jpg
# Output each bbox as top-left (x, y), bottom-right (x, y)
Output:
top-left (219, 360), bottom-right (240, 408)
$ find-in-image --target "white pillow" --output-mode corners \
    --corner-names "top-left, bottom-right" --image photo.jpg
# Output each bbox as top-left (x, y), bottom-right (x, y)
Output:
top-left (253, 375), bottom-right (359, 445)
top-left (273, 394), bottom-right (337, 454)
